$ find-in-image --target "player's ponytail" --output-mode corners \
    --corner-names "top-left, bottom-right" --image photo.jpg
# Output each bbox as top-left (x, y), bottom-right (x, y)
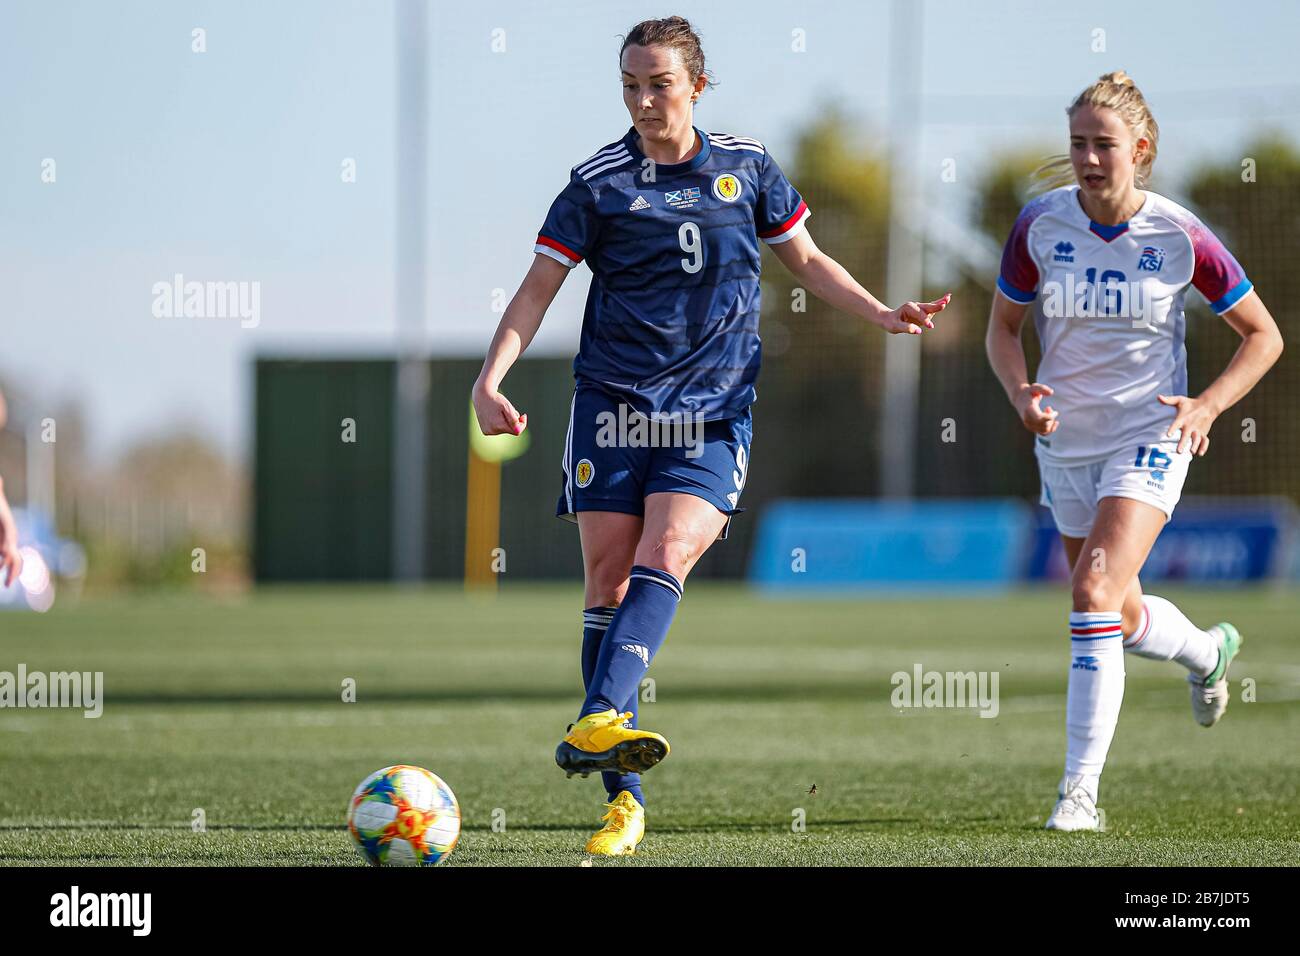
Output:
top-left (619, 16), bottom-right (717, 95)
top-left (1032, 71), bottom-right (1160, 193)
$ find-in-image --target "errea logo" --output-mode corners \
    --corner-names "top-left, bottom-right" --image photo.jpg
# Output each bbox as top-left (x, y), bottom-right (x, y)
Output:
top-left (1053, 241), bottom-right (1075, 263)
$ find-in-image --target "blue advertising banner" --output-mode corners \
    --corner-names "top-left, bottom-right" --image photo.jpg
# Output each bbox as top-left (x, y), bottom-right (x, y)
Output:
top-left (1026, 496), bottom-right (1299, 582)
top-left (748, 499), bottom-right (1033, 592)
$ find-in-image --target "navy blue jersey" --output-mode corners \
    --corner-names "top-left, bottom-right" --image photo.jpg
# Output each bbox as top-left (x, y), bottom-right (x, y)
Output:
top-left (534, 125), bottom-right (810, 420)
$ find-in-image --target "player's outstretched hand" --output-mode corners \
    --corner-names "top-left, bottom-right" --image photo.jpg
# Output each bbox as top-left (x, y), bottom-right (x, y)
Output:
top-left (879, 293), bottom-right (951, 335)
top-left (1015, 382), bottom-right (1059, 436)
top-left (1157, 393), bottom-right (1214, 456)
top-left (0, 523), bottom-right (20, 589)
top-left (472, 386), bottom-right (527, 437)
top-left (0, 481), bottom-right (22, 588)
top-left (0, 543), bottom-right (19, 588)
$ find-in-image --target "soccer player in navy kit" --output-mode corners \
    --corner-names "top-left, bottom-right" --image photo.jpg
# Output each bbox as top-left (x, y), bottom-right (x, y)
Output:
top-left (473, 16), bottom-right (949, 855)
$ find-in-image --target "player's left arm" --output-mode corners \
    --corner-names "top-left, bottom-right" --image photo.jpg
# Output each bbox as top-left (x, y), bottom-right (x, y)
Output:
top-left (1157, 291), bottom-right (1284, 456)
top-left (769, 228), bottom-right (950, 334)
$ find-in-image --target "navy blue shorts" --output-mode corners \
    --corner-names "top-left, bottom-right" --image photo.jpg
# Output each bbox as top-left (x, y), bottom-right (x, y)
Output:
top-left (556, 384), bottom-right (752, 540)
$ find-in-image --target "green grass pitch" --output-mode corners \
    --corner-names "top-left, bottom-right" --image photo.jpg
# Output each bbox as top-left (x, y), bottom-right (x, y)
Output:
top-left (1, 584), bottom-right (1296, 866)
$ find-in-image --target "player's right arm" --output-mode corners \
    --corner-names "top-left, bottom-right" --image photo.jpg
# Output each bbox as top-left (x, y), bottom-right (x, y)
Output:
top-left (985, 292), bottom-right (1059, 437)
top-left (476, 166), bottom-right (599, 436)
top-left (987, 201), bottom-right (1058, 437)
top-left (472, 252), bottom-right (572, 436)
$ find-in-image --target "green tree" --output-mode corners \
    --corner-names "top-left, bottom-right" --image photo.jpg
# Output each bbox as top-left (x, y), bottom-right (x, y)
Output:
top-left (1182, 135), bottom-right (1299, 499)
top-left (754, 106), bottom-right (891, 500)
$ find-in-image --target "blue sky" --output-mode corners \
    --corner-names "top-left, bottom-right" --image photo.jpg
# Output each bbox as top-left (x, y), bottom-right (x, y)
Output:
top-left (1, 0), bottom-right (1297, 463)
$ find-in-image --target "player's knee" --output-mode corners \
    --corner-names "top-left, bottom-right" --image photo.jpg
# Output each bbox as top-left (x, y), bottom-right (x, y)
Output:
top-left (638, 530), bottom-right (698, 582)
top-left (1071, 571), bottom-right (1122, 612)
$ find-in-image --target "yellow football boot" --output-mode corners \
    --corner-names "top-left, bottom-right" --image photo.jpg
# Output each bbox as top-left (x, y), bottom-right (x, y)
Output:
top-left (585, 791), bottom-right (645, 856)
top-left (554, 709), bottom-right (670, 777)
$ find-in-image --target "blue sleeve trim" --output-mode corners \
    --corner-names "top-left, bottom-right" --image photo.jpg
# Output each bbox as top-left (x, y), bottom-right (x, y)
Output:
top-left (1209, 278), bottom-right (1252, 314)
top-left (996, 276), bottom-right (1036, 304)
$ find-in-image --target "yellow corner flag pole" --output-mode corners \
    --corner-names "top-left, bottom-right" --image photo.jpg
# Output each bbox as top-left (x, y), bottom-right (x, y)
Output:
top-left (464, 400), bottom-right (530, 590)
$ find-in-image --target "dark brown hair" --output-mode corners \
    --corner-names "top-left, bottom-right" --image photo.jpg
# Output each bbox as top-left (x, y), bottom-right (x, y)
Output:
top-left (619, 16), bottom-right (716, 91)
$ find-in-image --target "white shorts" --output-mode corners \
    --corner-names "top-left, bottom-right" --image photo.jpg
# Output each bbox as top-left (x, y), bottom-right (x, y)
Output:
top-left (1037, 439), bottom-right (1192, 539)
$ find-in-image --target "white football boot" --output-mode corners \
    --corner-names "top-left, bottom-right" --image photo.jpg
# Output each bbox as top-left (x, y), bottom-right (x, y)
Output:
top-left (1188, 623), bottom-right (1242, 728)
top-left (1045, 777), bottom-right (1101, 832)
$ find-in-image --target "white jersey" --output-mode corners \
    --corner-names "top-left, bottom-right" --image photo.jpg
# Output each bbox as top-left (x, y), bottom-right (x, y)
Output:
top-left (998, 186), bottom-right (1253, 464)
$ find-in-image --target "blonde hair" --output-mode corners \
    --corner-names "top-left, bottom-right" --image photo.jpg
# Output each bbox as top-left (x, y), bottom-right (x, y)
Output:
top-left (1033, 70), bottom-right (1160, 193)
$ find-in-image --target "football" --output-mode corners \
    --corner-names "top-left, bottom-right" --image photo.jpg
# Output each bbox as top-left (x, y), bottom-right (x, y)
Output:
top-left (347, 765), bottom-right (461, 866)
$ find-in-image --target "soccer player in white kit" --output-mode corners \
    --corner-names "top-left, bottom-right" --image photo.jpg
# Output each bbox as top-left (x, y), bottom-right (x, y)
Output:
top-left (985, 72), bottom-right (1284, 831)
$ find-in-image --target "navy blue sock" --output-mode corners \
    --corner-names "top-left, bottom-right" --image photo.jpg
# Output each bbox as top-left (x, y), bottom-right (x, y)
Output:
top-left (581, 606), bottom-right (616, 688)
top-left (580, 566), bottom-right (682, 722)
top-left (603, 694), bottom-right (644, 807)
top-left (581, 606), bottom-right (644, 806)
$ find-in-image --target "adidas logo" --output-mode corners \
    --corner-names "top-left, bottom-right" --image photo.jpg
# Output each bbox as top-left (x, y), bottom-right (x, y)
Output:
top-left (628, 195), bottom-right (650, 211)
top-left (620, 643), bottom-right (651, 667)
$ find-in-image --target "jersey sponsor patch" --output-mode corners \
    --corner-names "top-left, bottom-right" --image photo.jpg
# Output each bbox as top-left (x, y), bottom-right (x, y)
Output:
top-left (664, 186), bottom-right (701, 210)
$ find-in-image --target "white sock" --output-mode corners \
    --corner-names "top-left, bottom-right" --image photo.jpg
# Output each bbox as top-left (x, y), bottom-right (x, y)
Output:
top-left (1124, 595), bottom-right (1220, 677)
top-left (1064, 612), bottom-right (1126, 801)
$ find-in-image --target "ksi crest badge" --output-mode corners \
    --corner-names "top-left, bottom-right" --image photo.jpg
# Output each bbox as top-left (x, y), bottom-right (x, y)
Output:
top-left (1137, 246), bottom-right (1165, 272)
